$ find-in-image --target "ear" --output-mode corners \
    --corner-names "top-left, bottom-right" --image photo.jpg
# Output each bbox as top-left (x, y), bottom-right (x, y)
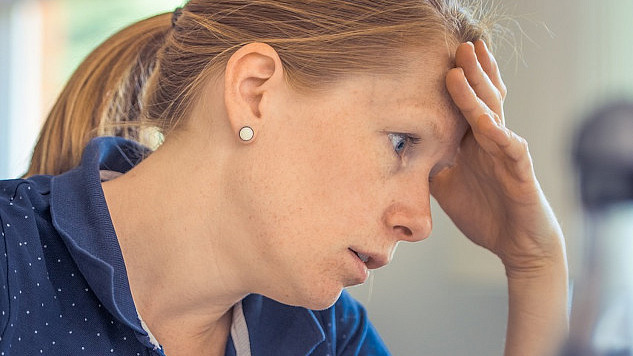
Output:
top-left (224, 42), bottom-right (284, 143)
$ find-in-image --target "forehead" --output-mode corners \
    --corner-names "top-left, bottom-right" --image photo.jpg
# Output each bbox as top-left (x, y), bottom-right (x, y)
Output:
top-left (356, 47), bottom-right (465, 142)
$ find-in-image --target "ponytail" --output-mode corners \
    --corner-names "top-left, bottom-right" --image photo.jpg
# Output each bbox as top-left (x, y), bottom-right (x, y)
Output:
top-left (24, 13), bottom-right (171, 177)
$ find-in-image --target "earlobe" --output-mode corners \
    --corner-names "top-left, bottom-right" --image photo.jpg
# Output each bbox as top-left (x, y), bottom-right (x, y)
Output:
top-left (224, 43), bottom-right (283, 143)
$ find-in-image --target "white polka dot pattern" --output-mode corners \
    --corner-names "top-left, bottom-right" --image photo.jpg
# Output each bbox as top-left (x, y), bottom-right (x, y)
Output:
top-left (0, 180), bottom-right (160, 355)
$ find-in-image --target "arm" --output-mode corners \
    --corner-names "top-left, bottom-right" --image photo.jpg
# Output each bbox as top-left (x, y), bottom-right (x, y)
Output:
top-left (505, 255), bottom-right (568, 356)
top-left (433, 40), bottom-right (569, 355)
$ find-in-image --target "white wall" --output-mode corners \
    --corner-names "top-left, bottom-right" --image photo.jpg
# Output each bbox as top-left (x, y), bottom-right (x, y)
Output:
top-left (0, 3), bottom-right (14, 178)
top-left (0, 1), bottom-right (43, 179)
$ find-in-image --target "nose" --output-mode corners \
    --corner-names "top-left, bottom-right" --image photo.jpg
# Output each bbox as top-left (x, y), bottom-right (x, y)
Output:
top-left (382, 186), bottom-right (433, 243)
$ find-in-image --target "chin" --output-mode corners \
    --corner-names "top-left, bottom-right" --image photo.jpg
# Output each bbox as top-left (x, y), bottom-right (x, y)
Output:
top-left (300, 288), bottom-right (344, 311)
top-left (270, 281), bottom-right (344, 311)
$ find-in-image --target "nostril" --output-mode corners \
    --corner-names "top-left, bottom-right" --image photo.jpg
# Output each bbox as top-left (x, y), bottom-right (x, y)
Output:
top-left (394, 225), bottom-right (413, 237)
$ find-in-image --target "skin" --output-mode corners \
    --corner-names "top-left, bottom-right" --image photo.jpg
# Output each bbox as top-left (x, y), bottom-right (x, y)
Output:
top-left (442, 41), bottom-right (568, 356)
top-left (102, 40), bottom-right (568, 356)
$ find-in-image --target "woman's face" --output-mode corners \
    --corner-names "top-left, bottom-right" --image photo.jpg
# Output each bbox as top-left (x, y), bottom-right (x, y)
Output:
top-left (227, 47), bottom-right (468, 309)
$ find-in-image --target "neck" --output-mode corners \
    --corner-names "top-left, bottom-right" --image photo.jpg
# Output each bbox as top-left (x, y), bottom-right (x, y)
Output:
top-left (101, 133), bottom-right (248, 352)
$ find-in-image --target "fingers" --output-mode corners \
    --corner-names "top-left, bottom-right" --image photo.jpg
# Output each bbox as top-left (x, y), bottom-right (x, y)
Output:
top-left (448, 39), bottom-right (510, 146)
top-left (446, 67), bottom-right (496, 126)
top-left (446, 65), bottom-right (529, 170)
top-left (445, 41), bottom-right (536, 191)
top-left (445, 68), bottom-right (500, 154)
top-left (467, 41), bottom-right (525, 164)
top-left (478, 113), bottom-right (533, 178)
top-left (473, 113), bottom-right (509, 156)
top-left (473, 40), bottom-right (507, 102)
top-left (455, 42), bottom-right (503, 117)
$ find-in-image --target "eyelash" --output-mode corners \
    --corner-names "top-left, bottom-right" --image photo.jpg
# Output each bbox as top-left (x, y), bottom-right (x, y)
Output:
top-left (388, 133), bottom-right (421, 157)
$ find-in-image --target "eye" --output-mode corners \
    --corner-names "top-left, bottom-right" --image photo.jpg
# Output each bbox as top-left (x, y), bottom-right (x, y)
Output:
top-left (388, 133), bottom-right (420, 156)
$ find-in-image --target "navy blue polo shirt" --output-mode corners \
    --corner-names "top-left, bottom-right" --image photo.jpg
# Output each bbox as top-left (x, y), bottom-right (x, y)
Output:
top-left (0, 137), bottom-right (389, 355)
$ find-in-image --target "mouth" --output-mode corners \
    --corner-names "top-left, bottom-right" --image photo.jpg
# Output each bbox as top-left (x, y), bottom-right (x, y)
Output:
top-left (348, 247), bottom-right (390, 270)
top-left (350, 249), bottom-right (370, 263)
top-left (347, 248), bottom-right (370, 283)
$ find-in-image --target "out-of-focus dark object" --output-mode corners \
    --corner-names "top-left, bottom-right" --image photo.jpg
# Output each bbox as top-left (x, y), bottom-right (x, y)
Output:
top-left (575, 102), bottom-right (633, 209)
top-left (562, 101), bottom-right (633, 356)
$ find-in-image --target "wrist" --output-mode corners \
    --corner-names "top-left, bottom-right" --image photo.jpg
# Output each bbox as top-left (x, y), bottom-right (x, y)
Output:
top-left (500, 230), bottom-right (568, 280)
top-left (504, 250), bottom-right (568, 281)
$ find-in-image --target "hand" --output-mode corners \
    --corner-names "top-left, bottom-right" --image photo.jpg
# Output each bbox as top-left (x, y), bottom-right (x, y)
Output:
top-left (431, 40), bottom-right (565, 276)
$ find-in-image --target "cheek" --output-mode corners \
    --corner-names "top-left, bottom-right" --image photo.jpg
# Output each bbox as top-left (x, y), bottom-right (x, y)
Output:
top-left (298, 127), bottom-right (387, 229)
top-left (249, 145), bottom-right (374, 242)
top-left (246, 135), bottom-right (384, 266)
top-left (252, 118), bottom-right (386, 233)
top-left (235, 150), bottom-right (366, 306)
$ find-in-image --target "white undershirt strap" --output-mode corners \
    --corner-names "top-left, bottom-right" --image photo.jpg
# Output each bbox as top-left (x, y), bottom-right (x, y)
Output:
top-left (138, 312), bottom-right (162, 351)
top-left (230, 301), bottom-right (252, 356)
top-left (99, 170), bottom-right (123, 182)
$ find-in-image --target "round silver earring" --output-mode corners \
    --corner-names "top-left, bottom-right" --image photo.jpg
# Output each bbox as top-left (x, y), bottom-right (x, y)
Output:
top-left (239, 126), bottom-right (254, 141)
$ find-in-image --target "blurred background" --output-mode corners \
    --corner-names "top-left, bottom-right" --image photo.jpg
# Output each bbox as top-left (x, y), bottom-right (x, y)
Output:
top-left (1, 0), bottom-right (632, 355)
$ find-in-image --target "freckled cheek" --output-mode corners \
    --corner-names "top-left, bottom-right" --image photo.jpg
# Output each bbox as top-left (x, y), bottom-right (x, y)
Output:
top-left (308, 149), bottom-right (386, 225)
top-left (248, 125), bottom-right (386, 243)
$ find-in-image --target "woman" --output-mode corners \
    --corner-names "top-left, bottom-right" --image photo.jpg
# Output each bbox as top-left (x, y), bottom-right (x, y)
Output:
top-left (2, 0), bottom-right (568, 355)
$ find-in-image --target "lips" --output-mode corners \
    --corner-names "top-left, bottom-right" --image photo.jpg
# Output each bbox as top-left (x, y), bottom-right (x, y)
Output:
top-left (349, 248), bottom-right (390, 270)
top-left (353, 250), bottom-right (369, 263)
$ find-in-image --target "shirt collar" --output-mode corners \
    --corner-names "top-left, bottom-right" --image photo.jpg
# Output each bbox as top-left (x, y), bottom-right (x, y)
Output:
top-left (50, 137), bottom-right (150, 335)
top-left (240, 294), bottom-right (326, 355)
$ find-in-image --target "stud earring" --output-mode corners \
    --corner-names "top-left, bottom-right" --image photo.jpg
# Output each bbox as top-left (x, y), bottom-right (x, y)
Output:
top-left (239, 126), bottom-right (254, 141)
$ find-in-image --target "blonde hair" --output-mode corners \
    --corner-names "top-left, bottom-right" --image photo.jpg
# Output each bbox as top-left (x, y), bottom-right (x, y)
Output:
top-left (25, 0), bottom-right (495, 177)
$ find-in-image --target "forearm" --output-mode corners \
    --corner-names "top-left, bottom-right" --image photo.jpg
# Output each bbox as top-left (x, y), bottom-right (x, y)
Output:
top-left (504, 255), bottom-right (569, 356)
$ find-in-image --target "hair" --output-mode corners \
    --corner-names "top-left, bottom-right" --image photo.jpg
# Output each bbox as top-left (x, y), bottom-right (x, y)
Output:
top-left (24, 13), bottom-right (171, 177)
top-left (25, 0), bottom-right (496, 177)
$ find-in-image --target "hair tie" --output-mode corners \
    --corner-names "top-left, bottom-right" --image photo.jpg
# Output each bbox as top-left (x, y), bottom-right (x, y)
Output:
top-left (172, 7), bottom-right (183, 28)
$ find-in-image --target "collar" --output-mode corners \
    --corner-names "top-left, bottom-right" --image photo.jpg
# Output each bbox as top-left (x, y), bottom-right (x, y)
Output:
top-left (50, 137), bottom-right (150, 337)
top-left (49, 137), bottom-right (326, 354)
top-left (239, 294), bottom-right (325, 355)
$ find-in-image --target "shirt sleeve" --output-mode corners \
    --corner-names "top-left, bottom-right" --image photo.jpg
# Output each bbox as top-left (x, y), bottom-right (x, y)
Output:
top-left (328, 290), bottom-right (391, 356)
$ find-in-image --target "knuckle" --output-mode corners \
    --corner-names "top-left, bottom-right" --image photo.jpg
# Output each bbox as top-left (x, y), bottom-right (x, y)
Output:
top-left (491, 57), bottom-right (500, 71)
top-left (464, 103), bottom-right (480, 118)
top-left (517, 136), bottom-right (529, 151)
top-left (493, 88), bottom-right (503, 102)
top-left (499, 83), bottom-right (508, 100)
top-left (492, 113), bottom-right (503, 125)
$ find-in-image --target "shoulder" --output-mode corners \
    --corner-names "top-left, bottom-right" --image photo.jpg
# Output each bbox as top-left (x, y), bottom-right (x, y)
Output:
top-left (0, 176), bottom-right (54, 337)
top-left (0, 174), bottom-right (55, 246)
top-left (0, 175), bottom-right (52, 213)
top-left (0, 176), bottom-right (53, 241)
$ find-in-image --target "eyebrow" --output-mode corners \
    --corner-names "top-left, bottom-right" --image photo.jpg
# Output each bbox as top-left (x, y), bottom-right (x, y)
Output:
top-left (426, 119), bottom-right (443, 142)
top-left (417, 114), bottom-right (455, 145)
